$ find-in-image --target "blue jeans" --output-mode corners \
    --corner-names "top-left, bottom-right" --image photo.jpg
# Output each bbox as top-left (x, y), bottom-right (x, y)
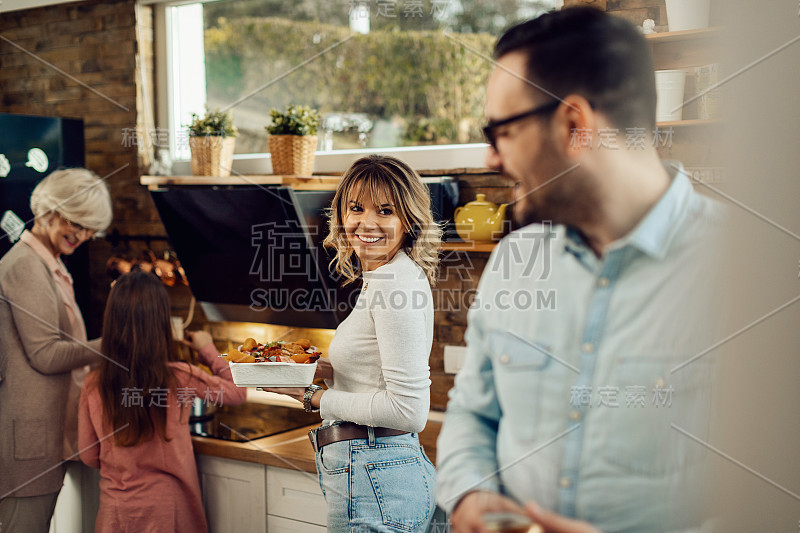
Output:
top-left (314, 430), bottom-right (436, 533)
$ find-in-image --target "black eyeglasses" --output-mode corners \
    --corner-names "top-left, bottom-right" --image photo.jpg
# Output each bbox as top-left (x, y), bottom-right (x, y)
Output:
top-left (59, 213), bottom-right (97, 238)
top-left (482, 100), bottom-right (561, 149)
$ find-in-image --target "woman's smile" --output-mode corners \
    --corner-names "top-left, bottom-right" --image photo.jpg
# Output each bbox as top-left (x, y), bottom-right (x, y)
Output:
top-left (356, 234), bottom-right (384, 244)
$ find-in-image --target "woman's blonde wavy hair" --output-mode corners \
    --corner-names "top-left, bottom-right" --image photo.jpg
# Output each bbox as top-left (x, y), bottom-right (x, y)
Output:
top-left (323, 155), bottom-right (442, 286)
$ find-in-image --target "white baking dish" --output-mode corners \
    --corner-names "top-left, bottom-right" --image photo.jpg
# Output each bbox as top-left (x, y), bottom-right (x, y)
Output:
top-left (228, 360), bottom-right (317, 387)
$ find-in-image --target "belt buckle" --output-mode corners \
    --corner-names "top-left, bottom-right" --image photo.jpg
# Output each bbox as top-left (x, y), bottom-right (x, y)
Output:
top-left (308, 427), bottom-right (320, 453)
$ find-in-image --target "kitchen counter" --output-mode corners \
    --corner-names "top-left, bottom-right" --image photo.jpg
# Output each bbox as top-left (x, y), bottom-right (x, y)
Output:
top-left (192, 419), bottom-right (442, 474)
top-left (191, 425), bottom-right (318, 472)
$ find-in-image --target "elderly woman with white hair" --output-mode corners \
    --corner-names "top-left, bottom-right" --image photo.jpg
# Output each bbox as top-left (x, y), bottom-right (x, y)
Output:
top-left (0, 168), bottom-right (113, 533)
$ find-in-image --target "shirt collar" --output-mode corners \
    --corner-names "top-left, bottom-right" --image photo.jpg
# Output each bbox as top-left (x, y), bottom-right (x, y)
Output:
top-left (617, 161), bottom-right (693, 260)
top-left (563, 161), bottom-right (693, 264)
top-left (20, 230), bottom-right (70, 279)
top-left (563, 227), bottom-right (598, 271)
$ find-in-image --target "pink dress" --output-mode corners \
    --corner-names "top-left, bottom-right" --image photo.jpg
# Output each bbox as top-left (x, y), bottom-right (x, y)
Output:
top-left (78, 345), bottom-right (246, 533)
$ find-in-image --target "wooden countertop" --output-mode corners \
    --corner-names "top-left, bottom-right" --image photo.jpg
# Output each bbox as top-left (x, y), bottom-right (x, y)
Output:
top-left (192, 425), bottom-right (318, 472)
top-left (192, 419), bottom-right (442, 474)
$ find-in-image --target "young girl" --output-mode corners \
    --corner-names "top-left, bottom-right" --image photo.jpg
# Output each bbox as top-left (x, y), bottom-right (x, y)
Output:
top-left (78, 271), bottom-right (246, 533)
top-left (264, 154), bottom-right (442, 532)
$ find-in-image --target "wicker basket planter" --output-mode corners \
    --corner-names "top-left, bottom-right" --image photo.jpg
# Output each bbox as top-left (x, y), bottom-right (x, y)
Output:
top-left (189, 136), bottom-right (236, 177)
top-left (268, 134), bottom-right (317, 176)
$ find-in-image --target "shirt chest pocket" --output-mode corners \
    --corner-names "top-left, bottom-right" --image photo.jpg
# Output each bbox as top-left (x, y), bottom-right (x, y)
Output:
top-left (488, 331), bottom-right (555, 441)
top-left (601, 357), bottom-right (713, 476)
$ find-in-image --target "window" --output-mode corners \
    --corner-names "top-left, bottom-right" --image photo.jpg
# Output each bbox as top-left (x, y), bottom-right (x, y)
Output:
top-left (163, 0), bottom-right (559, 172)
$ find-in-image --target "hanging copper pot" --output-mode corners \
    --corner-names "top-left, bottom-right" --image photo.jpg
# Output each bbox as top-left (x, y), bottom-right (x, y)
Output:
top-left (165, 250), bottom-right (190, 287)
top-left (154, 256), bottom-right (177, 286)
top-left (107, 249), bottom-right (189, 288)
top-left (106, 255), bottom-right (132, 280)
top-left (131, 250), bottom-right (156, 274)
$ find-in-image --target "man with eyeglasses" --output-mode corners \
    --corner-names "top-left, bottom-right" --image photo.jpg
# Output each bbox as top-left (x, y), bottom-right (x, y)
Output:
top-left (436, 6), bottom-right (723, 533)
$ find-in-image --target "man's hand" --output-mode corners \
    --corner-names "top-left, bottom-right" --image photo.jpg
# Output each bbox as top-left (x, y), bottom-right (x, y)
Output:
top-left (526, 503), bottom-right (600, 533)
top-left (450, 493), bottom-right (601, 533)
top-left (450, 491), bottom-right (528, 533)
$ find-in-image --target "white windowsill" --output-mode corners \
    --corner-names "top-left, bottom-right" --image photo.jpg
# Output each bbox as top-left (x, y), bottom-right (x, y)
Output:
top-left (171, 143), bottom-right (491, 175)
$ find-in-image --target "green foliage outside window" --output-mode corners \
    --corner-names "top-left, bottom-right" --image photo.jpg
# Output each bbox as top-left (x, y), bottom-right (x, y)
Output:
top-left (204, 17), bottom-right (495, 147)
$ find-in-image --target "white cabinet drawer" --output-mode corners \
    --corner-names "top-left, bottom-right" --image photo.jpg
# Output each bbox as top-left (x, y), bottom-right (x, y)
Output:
top-left (268, 514), bottom-right (327, 533)
top-left (266, 466), bottom-right (327, 526)
top-left (197, 455), bottom-right (267, 533)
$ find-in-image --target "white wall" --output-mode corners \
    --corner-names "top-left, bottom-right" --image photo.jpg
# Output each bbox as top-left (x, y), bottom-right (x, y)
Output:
top-left (710, 2), bottom-right (800, 531)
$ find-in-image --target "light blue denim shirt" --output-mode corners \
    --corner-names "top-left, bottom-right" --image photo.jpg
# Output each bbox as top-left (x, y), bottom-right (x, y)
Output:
top-left (436, 163), bottom-right (724, 532)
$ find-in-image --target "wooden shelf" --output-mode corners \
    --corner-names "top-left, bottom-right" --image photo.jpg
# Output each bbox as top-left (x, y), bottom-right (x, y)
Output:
top-left (140, 175), bottom-right (340, 190)
top-left (440, 241), bottom-right (497, 253)
top-left (646, 27), bottom-right (721, 69)
top-left (656, 118), bottom-right (720, 128)
top-left (646, 28), bottom-right (722, 132)
top-left (644, 27), bottom-right (720, 44)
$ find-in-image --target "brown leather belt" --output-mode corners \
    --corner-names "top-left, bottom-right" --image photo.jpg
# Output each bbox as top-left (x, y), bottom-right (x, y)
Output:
top-left (312, 422), bottom-right (409, 450)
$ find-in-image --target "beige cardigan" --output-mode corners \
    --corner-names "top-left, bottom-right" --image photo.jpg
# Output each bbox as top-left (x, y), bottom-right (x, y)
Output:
top-left (0, 239), bottom-right (101, 498)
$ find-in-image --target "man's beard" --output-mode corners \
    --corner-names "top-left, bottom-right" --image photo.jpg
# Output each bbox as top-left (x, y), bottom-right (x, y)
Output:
top-left (512, 181), bottom-right (567, 227)
top-left (513, 193), bottom-right (546, 227)
top-left (512, 169), bottom-right (595, 230)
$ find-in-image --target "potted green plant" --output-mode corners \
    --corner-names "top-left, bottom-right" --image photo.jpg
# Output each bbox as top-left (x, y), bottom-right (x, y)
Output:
top-left (188, 108), bottom-right (237, 177)
top-left (265, 105), bottom-right (321, 176)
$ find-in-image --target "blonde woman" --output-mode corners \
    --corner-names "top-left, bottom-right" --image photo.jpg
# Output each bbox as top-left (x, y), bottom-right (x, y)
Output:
top-left (265, 155), bottom-right (441, 532)
top-left (0, 168), bottom-right (112, 533)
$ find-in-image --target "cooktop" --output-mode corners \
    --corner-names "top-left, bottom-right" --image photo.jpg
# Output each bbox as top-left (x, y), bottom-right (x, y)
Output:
top-left (190, 402), bottom-right (321, 442)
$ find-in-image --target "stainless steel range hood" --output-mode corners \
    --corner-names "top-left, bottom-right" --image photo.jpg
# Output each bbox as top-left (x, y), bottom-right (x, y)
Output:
top-left (145, 177), bottom-right (457, 328)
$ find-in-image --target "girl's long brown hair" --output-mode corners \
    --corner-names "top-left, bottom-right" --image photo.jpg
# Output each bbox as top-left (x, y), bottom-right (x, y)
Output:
top-left (97, 271), bottom-right (181, 446)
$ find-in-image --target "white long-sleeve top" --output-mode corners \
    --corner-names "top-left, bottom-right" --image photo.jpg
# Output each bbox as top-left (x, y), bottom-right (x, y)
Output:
top-left (320, 250), bottom-right (433, 433)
